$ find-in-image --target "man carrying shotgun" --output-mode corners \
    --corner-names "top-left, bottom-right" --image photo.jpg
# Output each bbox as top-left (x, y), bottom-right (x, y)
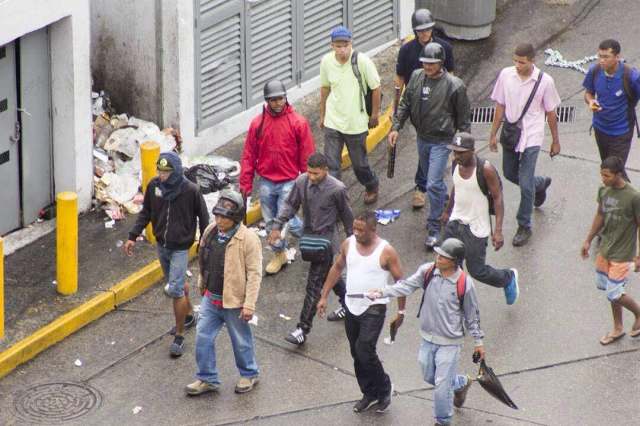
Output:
top-left (317, 211), bottom-right (406, 413)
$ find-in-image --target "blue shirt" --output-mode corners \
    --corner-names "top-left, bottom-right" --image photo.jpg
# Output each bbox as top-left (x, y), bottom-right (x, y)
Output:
top-left (583, 62), bottom-right (640, 136)
top-left (395, 37), bottom-right (455, 84)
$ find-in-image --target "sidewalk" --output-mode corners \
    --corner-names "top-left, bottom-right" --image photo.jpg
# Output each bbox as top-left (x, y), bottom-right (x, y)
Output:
top-left (0, 0), bottom-right (598, 377)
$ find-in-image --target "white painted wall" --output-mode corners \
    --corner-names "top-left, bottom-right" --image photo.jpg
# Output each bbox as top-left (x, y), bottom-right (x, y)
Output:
top-left (1, 0), bottom-right (93, 211)
top-left (399, 0), bottom-right (415, 39)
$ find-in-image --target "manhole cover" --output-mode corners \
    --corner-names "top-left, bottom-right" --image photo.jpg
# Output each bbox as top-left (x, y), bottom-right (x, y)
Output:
top-left (13, 382), bottom-right (102, 424)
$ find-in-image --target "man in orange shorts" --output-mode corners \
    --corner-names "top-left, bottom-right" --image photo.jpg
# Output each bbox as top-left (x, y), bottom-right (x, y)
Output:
top-left (581, 156), bottom-right (640, 345)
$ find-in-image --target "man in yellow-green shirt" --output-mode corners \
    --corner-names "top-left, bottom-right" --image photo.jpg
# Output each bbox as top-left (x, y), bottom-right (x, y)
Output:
top-left (319, 26), bottom-right (381, 205)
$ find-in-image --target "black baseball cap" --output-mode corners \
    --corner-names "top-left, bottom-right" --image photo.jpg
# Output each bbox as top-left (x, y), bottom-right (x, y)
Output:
top-left (447, 132), bottom-right (475, 152)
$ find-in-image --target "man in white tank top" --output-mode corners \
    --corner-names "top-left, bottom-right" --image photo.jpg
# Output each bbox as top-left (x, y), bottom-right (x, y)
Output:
top-left (317, 211), bottom-right (405, 414)
top-left (441, 133), bottom-right (520, 305)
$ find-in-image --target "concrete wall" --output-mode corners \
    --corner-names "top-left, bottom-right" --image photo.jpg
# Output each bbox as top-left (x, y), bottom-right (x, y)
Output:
top-left (1, 0), bottom-right (93, 212)
top-left (90, 0), bottom-right (161, 124)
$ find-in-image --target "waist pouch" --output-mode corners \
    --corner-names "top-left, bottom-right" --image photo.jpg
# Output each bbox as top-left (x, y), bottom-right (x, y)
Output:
top-left (299, 234), bottom-right (332, 263)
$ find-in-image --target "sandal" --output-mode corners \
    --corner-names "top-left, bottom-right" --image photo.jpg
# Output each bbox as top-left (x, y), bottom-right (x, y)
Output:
top-left (600, 332), bottom-right (625, 345)
top-left (630, 329), bottom-right (640, 338)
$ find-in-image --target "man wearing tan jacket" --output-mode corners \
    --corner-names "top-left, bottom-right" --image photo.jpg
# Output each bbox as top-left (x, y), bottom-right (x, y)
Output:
top-left (185, 190), bottom-right (263, 396)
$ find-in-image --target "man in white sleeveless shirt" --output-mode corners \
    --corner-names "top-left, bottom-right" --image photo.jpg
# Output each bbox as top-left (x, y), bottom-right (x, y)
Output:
top-left (317, 211), bottom-right (405, 414)
top-left (441, 132), bottom-right (520, 305)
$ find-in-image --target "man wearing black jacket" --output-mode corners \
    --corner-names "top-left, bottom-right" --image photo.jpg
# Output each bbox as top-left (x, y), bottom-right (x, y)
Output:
top-left (125, 151), bottom-right (209, 357)
top-left (394, 8), bottom-right (455, 210)
top-left (389, 42), bottom-right (470, 250)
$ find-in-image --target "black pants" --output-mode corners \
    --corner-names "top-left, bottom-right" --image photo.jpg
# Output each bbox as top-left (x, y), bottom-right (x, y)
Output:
top-left (443, 220), bottom-right (511, 288)
top-left (595, 128), bottom-right (633, 180)
top-left (324, 128), bottom-right (379, 192)
top-left (298, 256), bottom-right (346, 333)
top-left (345, 304), bottom-right (391, 399)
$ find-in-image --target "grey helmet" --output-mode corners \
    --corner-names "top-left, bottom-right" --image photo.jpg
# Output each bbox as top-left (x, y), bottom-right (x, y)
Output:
top-left (434, 238), bottom-right (465, 263)
top-left (212, 189), bottom-right (245, 223)
top-left (263, 79), bottom-right (287, 100)
top-left (412, 9), bottom-right (436, 32)
top-left (419, 42), bottom-right (446, 64)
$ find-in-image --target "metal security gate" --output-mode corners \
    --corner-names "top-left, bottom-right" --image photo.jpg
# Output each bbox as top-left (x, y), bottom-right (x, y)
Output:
top-left (0, 42), bottom-right (21, 234)
top-left (195, 0), bottom-right (398, 132)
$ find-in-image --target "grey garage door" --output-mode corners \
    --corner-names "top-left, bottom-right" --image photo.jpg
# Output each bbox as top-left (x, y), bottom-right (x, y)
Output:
top-left (195, 0), bottom-right (397, 132)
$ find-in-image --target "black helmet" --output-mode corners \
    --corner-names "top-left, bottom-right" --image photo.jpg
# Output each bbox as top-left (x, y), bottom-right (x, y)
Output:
top-left (212, 189), bottom-right (245, 223)
top-left (419, 42), bottom-right (446, 64)
top-left (263, 79), bottom-right (286, 100)
top-left (412, 9), bottom-right (435, 32)
top-left (434, 238), bottom-right (465, 263)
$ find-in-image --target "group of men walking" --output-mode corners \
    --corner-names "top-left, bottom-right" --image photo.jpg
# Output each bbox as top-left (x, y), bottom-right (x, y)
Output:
top-left (122, 6), bottom-right (640, 425)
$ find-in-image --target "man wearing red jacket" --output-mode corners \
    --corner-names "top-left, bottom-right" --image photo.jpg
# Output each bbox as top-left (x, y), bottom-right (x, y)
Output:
top-left (240, 80), bottom-right (315, 274)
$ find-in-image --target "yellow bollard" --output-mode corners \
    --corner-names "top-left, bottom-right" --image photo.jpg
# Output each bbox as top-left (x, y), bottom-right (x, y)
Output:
top-left (141, 141), bottom-right (160, 245)
top-left (0, 238), bottom-right (4, 339)
top-left (56, 192), bottom-right (78, 295)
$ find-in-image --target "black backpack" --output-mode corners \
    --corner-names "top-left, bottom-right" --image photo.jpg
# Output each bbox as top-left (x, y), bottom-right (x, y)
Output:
top-left (351, 51), bottom-right (380, 117)
top-left (452, 155), bottom-right (502, 216)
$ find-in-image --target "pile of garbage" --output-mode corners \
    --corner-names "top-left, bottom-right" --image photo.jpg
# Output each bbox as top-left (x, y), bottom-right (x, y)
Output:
top-left (91, 90), bottom-right (240, 221)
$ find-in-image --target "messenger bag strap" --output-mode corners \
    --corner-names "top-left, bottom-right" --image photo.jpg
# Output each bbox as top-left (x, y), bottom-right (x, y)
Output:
top-left (302, 175), bottom-right (312, 233)
top-left (516, 70), bottom-right (544, 123)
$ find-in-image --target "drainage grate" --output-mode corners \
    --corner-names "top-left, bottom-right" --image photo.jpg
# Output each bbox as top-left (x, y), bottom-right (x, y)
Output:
top-left (13, 382), bottom-right (102, 424)
top-left (470, 105), bottom-right (577, 124)
top-left (470, 106), bottom-right (495, 124)
top-left (555, 105), bottom-right (576, 123)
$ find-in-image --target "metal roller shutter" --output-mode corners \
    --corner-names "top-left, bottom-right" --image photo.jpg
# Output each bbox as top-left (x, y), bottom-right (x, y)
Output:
top-left (196, 1), bottom-right (245, 131)
top-left (301, 0), bottom-right (347, 80)
top-left (247, 0), bottom-right (295, 106)
top-left (352, 0), bottom-right (396, 52)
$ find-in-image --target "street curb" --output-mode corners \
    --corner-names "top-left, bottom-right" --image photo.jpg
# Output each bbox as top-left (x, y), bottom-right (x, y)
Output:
top-left (0, 107), bottom-right (393, 380)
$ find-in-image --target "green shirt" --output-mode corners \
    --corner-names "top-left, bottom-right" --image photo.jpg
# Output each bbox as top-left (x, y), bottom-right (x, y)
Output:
top-left (320, 50), bottom-right (380, 134)
top-left (598, 183), bottom-right (640, 261)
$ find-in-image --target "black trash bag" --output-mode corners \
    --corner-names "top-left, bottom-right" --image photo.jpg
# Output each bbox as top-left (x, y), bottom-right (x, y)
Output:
top-left (476, 360), bottom-right (518, 410)
top-left (185, 164), bottom-right (231, 194)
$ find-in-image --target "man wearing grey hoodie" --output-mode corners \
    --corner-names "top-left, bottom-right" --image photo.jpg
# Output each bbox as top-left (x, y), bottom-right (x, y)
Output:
top-left (368, 238), bottom-right (485, 426)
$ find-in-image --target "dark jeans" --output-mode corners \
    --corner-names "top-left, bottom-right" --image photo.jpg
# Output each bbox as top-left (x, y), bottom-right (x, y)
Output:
top-left (502, 146), bottom-right (546, 229)
top-left (443, 220), bottom-right (511, 288)
top-left (594, 128), bottom-right (632, 181)
top-left (416, 137), bottom-right (451, 234)
top-left (298, 255), bottom-right (346, 333)
top-left (324, 127), bottom-right (379, 192)
top-left (345, 304), bottom-right (391, 399)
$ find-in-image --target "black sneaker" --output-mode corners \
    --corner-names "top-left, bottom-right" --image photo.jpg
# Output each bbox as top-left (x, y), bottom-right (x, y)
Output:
top-left (169, 313), bottom-right (197, 336)
top-left (353, 395), bottom-right (378, 413)
top-left (327, 307), bottom-right (346, 321)
top-left (534, 177), bottom-right (552, 207)
top-left (512, 226), bottom-right (532, 247)
top-left (285, 327), bottom-right (306, 345)
top-left (170, 335), bottom-right (185, 358)
top-left (375, 383), bottom-right (394, 413)
top-left (424, 235), bottom-right (439, 250)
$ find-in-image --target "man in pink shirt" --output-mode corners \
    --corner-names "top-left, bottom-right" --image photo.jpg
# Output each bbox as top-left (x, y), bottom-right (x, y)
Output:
top-left (489, 43), bottom-right (561, 247)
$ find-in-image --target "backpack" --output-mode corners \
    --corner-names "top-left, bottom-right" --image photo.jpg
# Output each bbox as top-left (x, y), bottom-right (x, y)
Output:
top-left (417, 264), bottom-right (466, 317)
top-left (351, 51), bottom-right (379, 116)
top-left (452, 155), bottom-right (502, 216)
top-left (593, 63), bottom-right (640, 136)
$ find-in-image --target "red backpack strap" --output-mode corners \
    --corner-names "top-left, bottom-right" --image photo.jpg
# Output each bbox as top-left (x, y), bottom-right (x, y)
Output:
top-left (456, 271), bottom-right (467, 308)
top-left (423, 264), bottom-right (436, 289)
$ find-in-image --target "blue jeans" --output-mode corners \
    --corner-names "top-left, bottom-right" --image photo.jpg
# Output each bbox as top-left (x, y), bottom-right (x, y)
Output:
top-left (156, 247), bottom-right (189, 298)
top-left (418, 340), bottom-right (468, 425)
top-left (258, 177), bottom-right (303, 251)
top-left (502, 146), bottom-right (545, 229)
top-left (194, 293), bottom-right (259, 385)
top-left (416, 137), bottom-right (451, 233)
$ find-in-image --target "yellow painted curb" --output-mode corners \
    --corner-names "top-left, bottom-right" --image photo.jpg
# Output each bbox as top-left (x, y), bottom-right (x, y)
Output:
top-left (244, 104), bottom-right (393, 224)
top-left (0, 291), bottom-right (114, 379)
